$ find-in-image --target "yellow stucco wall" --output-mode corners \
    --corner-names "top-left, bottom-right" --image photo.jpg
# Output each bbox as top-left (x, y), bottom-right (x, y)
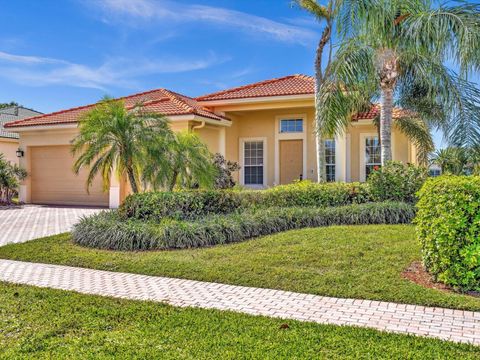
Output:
top-left (0, 138), bottom-right (19, 165)
top-left (14, 104), bottom-right (419, 206)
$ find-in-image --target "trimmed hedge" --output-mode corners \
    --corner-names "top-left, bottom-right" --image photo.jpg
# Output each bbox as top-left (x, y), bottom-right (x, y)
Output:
top-left (73, 202), bottom-right (415, 251)
top-left (415, 176), bottom-right (480, 291)
top-left (120, 181), bottom-right (371, 222)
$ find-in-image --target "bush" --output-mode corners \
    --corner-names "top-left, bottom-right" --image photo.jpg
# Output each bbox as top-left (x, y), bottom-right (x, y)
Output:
top-left (119, 190), bottom-right (245, 221)
top-left (367, 161), bottom-right (427, 203)
top-left (120, 181), bottom-right (372, 221)
top-left (73, 202), bottom-right (415, 251)
top-left (415, 176), bottom-right (480, 291)
top-left (259, 180), bottom-right (370, 207)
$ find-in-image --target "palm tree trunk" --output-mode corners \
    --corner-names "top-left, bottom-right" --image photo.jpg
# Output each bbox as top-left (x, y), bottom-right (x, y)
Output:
top-left (126, 167), bottom-right (139, 194)
top-left (314, 25), bottom-right (331, 183)
top-left (380, 87), bottom-right (394, 164)
top-left (169, 169), bottom-right (178, 191)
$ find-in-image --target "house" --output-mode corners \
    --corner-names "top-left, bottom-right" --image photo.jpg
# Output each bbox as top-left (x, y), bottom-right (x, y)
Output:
top-left (0, 106), bottom-right (42, 164)
top-left (4, 75), bottom-right (419, 208)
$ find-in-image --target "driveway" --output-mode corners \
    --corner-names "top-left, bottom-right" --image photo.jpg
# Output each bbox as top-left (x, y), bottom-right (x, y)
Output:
top-left (0, 205), bottom-right (104, 246)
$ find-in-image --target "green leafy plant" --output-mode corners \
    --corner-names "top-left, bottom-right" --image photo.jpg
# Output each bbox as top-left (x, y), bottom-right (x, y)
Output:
top-left (367, 161), bottom-right (427, 203)
top-left (73, 202), bottom-right (415, 251)
top-left (415, 176), bottom-right (480, 291)
top-left (0, 154), bottom-right (27, 204)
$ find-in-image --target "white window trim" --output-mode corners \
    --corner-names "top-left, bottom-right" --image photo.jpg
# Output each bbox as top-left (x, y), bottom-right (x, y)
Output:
top-left (239, 137), bottom-right (267, 188)
top-left (359, 133), bottom-right (380, 182)
top-left (325, 139), bottom-right (336, 182)
top-left (274, 114), bottom-right (307, 185)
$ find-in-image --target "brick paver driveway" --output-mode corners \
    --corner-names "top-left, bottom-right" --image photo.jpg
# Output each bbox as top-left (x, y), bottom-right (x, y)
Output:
top-left (0, 205), bottom-right (103, 246)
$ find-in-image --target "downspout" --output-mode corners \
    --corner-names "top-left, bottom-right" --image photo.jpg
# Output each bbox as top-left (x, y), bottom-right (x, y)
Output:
top-left (192, 121), bottom-right (206, 131)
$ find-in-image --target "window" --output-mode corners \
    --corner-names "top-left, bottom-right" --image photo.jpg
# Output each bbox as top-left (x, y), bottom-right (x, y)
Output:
top-left (325, 139), bottom-right (336, 182)
top-left (365, 137), bottom-right (381, 179)
top-left (429, 168), bottom-right (441, 177)
top-left (280, 119), bottom-right (303, 133)
top-left (244, 141), bottom-right (264, 185)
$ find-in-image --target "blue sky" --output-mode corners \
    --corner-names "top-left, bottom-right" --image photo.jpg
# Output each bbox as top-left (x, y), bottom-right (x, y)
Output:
top-left (1, 0), bottom-right (478, 148)
top-left (0, 0), bottom-right (320, 113)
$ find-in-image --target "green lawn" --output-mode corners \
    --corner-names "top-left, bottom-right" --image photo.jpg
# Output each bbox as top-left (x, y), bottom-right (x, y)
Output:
top-left (1, 224), bottom-right (480, 311)
top-left (0, 282), bottom-right (478, 359)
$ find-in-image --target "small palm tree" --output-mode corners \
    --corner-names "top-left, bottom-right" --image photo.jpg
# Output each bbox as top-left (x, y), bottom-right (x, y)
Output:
top-left (72, 98), bottom-right (173, 194)
top-left (0, 153), bottom-right (27, 204)
top-left (319, 0), bottom-right (480, 165)
top-left (144, 131), bottom-right (216, 191)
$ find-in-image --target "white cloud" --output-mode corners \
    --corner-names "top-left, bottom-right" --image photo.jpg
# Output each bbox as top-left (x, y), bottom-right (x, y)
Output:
top-left (85, 0), bottom-right (318, 46)
top-left (0, 51), bottom-right (225, 90)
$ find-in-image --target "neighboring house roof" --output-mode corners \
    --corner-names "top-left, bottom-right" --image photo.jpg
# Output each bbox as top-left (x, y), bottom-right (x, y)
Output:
top-left (196, 74), bottom-right (315, 101)
top-left (0, 106), bottom-right (42, 138)
top-left (5, 89), bottom-right (229, 129)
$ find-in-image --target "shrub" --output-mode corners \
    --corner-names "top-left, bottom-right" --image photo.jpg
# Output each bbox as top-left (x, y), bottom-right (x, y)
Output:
top-left (119, 190), bottom-right (245, 221)
top-left (415, 176), bottom-right (480, 291)
top-left (367, 161), bottom-right (427, 203)
top-left (259, 180), bottom-right (371, 207)
top-left (73, 202), bottom-right (415, 251)
top-left (212, 153), bottom-right (241, 189)
top-left (120, 181), bottom-right (372, 221)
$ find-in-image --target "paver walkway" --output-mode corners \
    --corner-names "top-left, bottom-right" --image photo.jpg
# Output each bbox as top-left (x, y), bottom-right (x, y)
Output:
top-left (0, 205), bottom-right (103, 246)
top-left (0, 259), bottom-right (479, 346)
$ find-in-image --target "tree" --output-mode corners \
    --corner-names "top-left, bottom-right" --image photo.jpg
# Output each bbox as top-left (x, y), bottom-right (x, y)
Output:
top-left (294, 0), bottom-right (334, 182)
top-left (144, 131), bottom-right (216, 191)
top-left (0, 101), bottom-right (19, 110)
top-left (319, 0), bottom-right (480, 165)
top-left (430, 147), bottom-right (466, 175)
top-left (0, 153), bottom-right (27, 204)
top-left (72, 98), bottom-right (173, 194)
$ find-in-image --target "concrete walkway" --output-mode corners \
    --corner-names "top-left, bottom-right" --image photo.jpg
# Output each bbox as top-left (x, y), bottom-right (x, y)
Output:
top-left (0, 205), bottom-right (103, 246)
top-left (0, 259), bottom-right (479, 346)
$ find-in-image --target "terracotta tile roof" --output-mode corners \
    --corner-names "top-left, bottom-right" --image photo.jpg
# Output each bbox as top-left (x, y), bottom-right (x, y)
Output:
top-left (196, 74), bottom-right (315, 101)
top-left (5, 89), bottom-right (228, 129)
top-left (352, 104), bottom-right (414, 120)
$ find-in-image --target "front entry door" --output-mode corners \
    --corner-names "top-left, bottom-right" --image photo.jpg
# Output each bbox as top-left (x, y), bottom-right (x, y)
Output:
top-left (279, 139), bottom-right (303, 184)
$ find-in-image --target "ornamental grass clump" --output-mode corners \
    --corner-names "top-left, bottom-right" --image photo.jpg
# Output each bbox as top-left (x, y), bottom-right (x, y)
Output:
top-left (73, 202), bottom-right (415, 251)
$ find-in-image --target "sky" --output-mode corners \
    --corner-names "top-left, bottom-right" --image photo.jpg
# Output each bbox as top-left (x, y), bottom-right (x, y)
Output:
top-left (0, 0), bottom-right (478, 148)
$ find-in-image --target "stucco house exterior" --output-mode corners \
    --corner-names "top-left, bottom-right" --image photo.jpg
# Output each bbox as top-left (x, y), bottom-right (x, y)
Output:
top-left (0, 106), bottom-right (42, 164)
top-left (5, 75), bottom-right (419, 208)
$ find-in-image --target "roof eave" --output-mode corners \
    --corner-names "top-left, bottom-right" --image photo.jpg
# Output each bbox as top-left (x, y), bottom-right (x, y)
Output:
top-left (196, 93), bottom-right (314, 107)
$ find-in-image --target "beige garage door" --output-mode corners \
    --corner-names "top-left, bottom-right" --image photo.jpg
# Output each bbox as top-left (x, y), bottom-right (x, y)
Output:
top-left (30, 146), bottom-right (109, 207)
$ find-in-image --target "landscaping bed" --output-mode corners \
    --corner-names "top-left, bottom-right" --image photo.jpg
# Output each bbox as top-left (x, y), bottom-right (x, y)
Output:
top-left (3, 225), bottom-right (480, 311)
top-left (1, 282), bottom-right (478, 358)
top-left (73, 202), bottom-right (414, 251)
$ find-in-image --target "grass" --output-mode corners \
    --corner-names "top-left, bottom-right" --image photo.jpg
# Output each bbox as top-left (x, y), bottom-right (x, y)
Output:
top-left (1, 224), bottom-right (480, 311)
top-left (0, 281), bottom-right (479, 358)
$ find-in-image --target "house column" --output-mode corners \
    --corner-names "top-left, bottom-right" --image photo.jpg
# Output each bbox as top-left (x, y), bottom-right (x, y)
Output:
top-left (335, 132), bottom-right (350, 182)
top-left (218, 127), bottom-right (226, 157)
top-left (109, 170), bottom-right (121, 209)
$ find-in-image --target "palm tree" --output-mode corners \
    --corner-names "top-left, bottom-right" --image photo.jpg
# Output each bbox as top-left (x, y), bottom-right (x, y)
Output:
top-left (319, 0), bottom-right (480, 165)
top-left (430, 147), bottom-right (466, 175)
top-left (144, 131), bottom-right (216, 191)
top-left (0, 153), bottom-right (27, 204)
top-left (294, 0), bottom-right (334, 182)
top-left (72, 98), bottom-right (173, 194)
